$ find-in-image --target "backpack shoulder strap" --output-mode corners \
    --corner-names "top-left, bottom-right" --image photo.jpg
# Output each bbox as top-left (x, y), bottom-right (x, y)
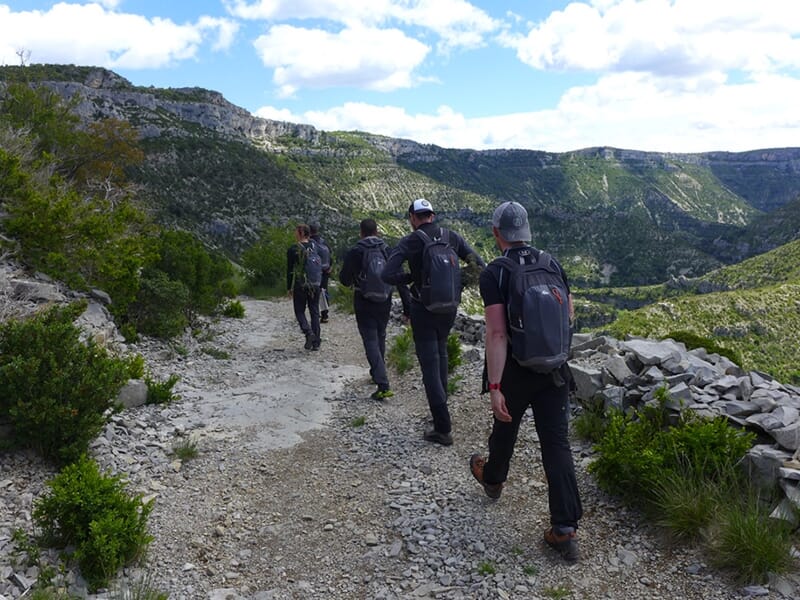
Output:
top-left (415, 229), bottom-right (432, 244)
top-left (491, 255), bottom-right (520, 290)
top-left (535, 250), bottom-right (553, 267)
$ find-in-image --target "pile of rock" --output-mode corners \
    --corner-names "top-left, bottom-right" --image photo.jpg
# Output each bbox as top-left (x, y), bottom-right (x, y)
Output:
top-left (566, 333), bottom-right (800, 521)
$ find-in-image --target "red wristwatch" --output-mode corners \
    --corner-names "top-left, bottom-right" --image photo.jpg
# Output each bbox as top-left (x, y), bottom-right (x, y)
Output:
top-left (488, 382), bottom-right (501, 391)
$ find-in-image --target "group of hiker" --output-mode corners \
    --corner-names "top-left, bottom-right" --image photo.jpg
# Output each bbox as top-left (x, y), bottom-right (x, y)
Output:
top-left (286, 199), bottom-right (583, 563)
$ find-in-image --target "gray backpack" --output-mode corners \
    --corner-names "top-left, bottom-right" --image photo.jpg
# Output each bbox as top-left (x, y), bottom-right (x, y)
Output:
top-left (300, 241), bottom-right (323, 288)
top-left (494, 249), bottom-right (571, 372)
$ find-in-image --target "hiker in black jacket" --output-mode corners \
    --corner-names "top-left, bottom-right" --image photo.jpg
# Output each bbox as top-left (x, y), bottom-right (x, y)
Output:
top-left (339, 219), bottom-right (410, 400)
top-left (381, 198), bottom-right (485, 445)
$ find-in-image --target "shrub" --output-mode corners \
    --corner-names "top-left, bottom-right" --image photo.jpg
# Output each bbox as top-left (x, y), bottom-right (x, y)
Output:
top-left (33, 456), bottom-right (153, 592)
top-left (171, 436), bottom-right (198, 461)
top-left (706, 488), bottom-right (794, 583)
top-left (153, 230), bottom-right (235, 313)
top-left (0, 303), bottom-right (132, 465)
top-left (241, 225), bottom-right (295, 294)
top-left (650, 466), bottom-right (728, 542)
top-left (446, 332), bottom-right (462, 374)
top-left (587, 386), bottom-right (785, 582)
top-left (127, 270), bottom-right (190, 339)
top-left (589, 409), bottom-right (666, 502)
top-left (573, 402), bottom-right (608, 443)
top-left (388, 326), bottom-right (414, 374)
top-left (220, 299), bottom-right (245, 319)
top-left (145, 374), bottom-right (180, 405)
top-left (330, 281), bottom-right (354, 315)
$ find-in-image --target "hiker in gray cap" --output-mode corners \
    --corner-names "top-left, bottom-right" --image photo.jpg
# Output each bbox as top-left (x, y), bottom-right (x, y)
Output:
top-left (469, 201), bottom-right (583, 562)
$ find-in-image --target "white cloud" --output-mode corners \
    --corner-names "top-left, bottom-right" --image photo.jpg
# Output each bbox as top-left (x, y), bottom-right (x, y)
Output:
top-left (223, 0), bottom-right (391, 22)
top-left (508, 0), bottom-right (800, 77)
top-left (253, 24), bottom-right (429, 97)
top-left (225, 0), bottom-right (498, 49)
top-left (256, 72), bottom-right (800, 153)
top-left (0, 3), bottom-right (239, 69)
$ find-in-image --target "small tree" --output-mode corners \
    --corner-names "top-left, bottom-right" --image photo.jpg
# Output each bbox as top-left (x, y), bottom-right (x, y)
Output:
top-left (241, 225), bottom-right (295, 294)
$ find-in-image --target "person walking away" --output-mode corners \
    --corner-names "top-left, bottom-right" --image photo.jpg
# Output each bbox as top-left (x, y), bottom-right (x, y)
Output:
top-left (381, 198), bottom-right (485, 445)
top-left (309, 222), bottom-right (332, 323)
top-left (468, 201), bottom-right (583, 562)
top-left (339, 218), bottom-right (411, 400)
top-left (287, 223), bottom-right (322, 350)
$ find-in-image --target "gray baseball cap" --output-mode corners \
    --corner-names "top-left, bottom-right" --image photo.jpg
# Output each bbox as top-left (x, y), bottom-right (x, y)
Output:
top-left (492, 201), bottom-right (531, 242)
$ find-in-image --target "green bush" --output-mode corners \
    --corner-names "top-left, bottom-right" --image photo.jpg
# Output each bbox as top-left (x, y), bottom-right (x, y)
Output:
top-left (220, 298), bottom-right (245, 318)
top-left (127, 270), bottom-right (190, 338)
top-left (153, 230), bottom-right (235, 313)
top-left (388, 326), bottom-right (415, 374)
top-left (33, 456), bottom-right (153, 592)
top-left (446, 332), bottom-right (462, 374)
top-left (0, 303), bottom-right (132, 465)
top-left (586, 386), bottom-right (788, 583)
top-left (573, 402), bottom-right (608, 443)
top-left (589, 409), bottom-right (666, 502)
top-left (241, 225), bottom-right (296, 294)
top-left (706, 489), bottom-right (794, 583)
top-left (330, 281), bottom-right (354, 315)
top-left (145, 374), bottom-right (180, 405)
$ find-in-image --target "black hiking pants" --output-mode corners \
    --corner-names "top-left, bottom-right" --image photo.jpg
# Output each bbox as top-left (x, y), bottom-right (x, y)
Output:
top-left (354, 296), bottom-right (391, 388)
top-left (410, 301), bottom-right (456, 434)
top-left (483, 358), bottom-right (583, 530)
top-left (293, 284), bottom-right (321, 344)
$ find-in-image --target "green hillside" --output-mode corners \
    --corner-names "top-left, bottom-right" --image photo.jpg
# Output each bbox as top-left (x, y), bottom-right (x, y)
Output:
top-left (604, 282), bottom-right (800, 383)
top-left (3, 63), bottom-right (800, 289)
top-left (590, 240), bottom-right (800, 381)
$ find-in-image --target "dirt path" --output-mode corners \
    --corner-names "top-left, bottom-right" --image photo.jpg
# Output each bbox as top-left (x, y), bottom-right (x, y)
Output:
top-left (130, 297), bottom-right (763, 600)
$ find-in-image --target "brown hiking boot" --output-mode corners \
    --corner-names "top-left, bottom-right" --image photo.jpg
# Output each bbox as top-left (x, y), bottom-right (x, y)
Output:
top-left (544, 527), bottom-right (579, 563)
top-left (469, 454), bottom-right (503, 499)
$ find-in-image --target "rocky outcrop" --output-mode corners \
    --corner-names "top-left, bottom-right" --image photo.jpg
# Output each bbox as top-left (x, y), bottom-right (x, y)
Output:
top-left (40, 68), bottom-right (320, 145)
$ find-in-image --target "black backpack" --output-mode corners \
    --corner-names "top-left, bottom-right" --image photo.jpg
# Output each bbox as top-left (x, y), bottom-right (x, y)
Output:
top-left (299, 241), bottom-right (323, 288)
top-left (416, 228), bottom-right (461, 314)
top-left (493, 249), bottom-right (571, 372)
top-left (357, 239), bottom-right (392, 302)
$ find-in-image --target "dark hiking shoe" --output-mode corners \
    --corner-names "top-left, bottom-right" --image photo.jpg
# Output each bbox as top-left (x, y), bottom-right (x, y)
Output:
top-left (423, 427), bottom-right (453, 446)
top-left (544, 527), bottom-right (579, 563)
top-left (469, 454), bottom-right (503, 499)
top-left (371, 388), bottom-right (394, 401)
top-left (320, 314), bottom-right (329, 323)
top-left (304, 333), bottom-right (314, 350)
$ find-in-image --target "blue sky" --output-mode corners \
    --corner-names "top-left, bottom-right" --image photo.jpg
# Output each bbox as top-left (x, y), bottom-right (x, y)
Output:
top-left (2, 0), bottom-right (799, 153)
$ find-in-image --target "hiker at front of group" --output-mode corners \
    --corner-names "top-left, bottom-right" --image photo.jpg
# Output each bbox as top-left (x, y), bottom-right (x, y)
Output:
top-left (287, 223), bottom-right (322, 351)
top-left (339, 218), bottom-right (411, 401)
top-left (381, 198), bottom-right (485, 446)
top-left (468, 200), bottom-right (583, 563)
